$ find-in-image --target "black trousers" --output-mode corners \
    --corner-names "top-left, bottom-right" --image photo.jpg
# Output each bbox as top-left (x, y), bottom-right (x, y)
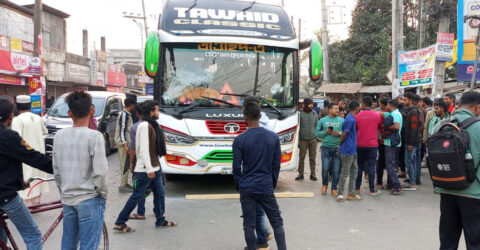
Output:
top-left (440, 194), bottom-right (480, 250)
top-left (376, 144), bottom-right (386, 185)
top-left (240, 192), bottom-right (287, 250)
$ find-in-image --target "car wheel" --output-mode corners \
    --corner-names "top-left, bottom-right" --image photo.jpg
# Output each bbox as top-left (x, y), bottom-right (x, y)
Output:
top-left (104, 134), bottom-right (111, 156)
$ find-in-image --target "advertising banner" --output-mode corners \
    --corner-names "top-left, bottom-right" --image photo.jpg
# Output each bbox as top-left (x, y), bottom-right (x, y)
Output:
top-left (458, 0), bottom-right (480, 81)
top-left (30, 95), bottom-right (42, 114)
top-left (398, 45), bottom-right (436, 88)
top-left (107, 64), bottom-right (126, 87)
top-left (146, 83), bottom-right (154, 95)
top-left (10, 37), bottom-right (22, 52)
top-left (0, 74), bottom-right (24, 85)
top-left (0, 50), bottom-right (31, 74)
top-left (436, 32), bottom-right (454, 62)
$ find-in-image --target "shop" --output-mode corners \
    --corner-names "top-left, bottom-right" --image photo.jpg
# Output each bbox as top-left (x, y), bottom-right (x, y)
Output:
top-left (0, 49), bottom-right (37, 96)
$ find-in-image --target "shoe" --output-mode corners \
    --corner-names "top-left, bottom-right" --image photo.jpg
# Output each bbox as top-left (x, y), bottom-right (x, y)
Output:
top-left (266, 233), bottom-right (273, 241)
top-left (244, 243), bottom-right (270, 250)
top-left (321, 185), bottom-right (328, 195)
top-left (337, 195), bottom-right (345, 202)
top-left (310, 175), bottom-right (318, 181)
top-left (295, 175), bottom-right (304, 181)
top-left (391, 189), bottom-right (401, 195)
top-left (416, 178), bottom-right (422, 185)
top-left (370, 190), bottom-right (382, 196)
top-left (331, 190), bottom-right (338, 197)
top-left (402, 185), bottom-right (417, 191)
top-left (346, 194), bottom-right (363, 200)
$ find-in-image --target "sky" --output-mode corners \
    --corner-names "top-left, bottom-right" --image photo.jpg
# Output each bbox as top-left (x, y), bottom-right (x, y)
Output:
top-left (11, 0), bottom-right (356, 55)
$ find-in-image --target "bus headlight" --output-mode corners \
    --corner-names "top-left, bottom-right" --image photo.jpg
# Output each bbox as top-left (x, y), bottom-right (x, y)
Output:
top-left (162, 126), bottom-right (197, 145)
top-left (277, 126), bottom-right (296, 144)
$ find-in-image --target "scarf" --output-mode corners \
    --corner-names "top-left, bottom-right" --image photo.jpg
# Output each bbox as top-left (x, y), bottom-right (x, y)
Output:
top-left (143, 116), bottom-right (167, 157)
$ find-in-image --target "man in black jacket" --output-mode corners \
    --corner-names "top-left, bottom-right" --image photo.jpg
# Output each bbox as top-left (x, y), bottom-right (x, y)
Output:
top-left (0, 98), bottom-right (52, 249)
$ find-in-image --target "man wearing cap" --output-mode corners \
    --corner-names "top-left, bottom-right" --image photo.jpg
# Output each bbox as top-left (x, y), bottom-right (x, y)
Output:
top-left (0, 98), bottom-right (53, 249)
top-left (12, 95), bottom-right (49, 206)
top-left (297, 98), bottom-right (319, 181)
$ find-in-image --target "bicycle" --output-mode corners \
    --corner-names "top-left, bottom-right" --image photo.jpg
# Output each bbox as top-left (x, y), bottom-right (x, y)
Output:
top-left (0, 177), bottom-right (109, 250)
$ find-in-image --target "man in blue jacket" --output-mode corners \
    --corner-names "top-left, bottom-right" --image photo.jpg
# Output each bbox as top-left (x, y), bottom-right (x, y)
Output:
top-left (233, 100), bottom-right (286, 250)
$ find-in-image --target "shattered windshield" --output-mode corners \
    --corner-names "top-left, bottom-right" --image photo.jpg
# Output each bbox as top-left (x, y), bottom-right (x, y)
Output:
top-left (161, 43), bottom-right (294, 108)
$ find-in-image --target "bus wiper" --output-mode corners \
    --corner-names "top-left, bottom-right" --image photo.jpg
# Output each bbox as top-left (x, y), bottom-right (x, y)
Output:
top-left (237, 1), bottom-right (256, 13)
top-left (219, 93), bottom-right (286, 119)
top-left (178, 102), bottom-right (201, 115)
top-left (185, 0), bottom-right (198, 13)
top-left (201, 96), bottom-right (242, 108)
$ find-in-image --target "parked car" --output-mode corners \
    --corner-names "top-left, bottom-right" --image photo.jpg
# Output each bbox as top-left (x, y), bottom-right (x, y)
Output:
top-left (43, 91), bottom-right (126, 156)
top-left (136, 95), bottom-right (153, 103)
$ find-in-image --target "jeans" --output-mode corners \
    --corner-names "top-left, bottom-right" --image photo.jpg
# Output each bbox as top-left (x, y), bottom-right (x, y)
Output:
top-left (298, 139), bottom-right (317, 176)
top-left (405, 144), bottom-right (420, 185)
top-left (133, 174), bottom-right (147, 216)
top-left (255, 204), bottom-right (268, 244)
top-left (0, 194), bottom-right (42, 250)
top-left (385, 146), bottom-right (401, 190)
top-left (321, 146), bottom-right (341, 190)
top-left (62, 196), bottom-right (106, 250)
top-left (116, 171), bottom-right (166, 227)
top-left (415, 144), bottom-right (422, 180)
top-left (376, 144), bottom-right (386, 185)
top-left (337, 154), bottom-right (358, 196)
top-left (240, 192), bottom-right (286, 250)
top-left (440, 194), bottom-right (480, 250)
top-left (356, 147), bottom-right (378, 193)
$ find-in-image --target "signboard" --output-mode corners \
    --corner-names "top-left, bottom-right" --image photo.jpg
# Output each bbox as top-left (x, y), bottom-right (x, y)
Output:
top-left (106, 86), bottom-right (124, 92)
top-left (436, 32), bottom-right (454, 62)
top-left (29, 76), bottom-right (43, 94)
top-left (458, 0), bottom-right (480, 81)
top-left (162, 0), bottom-right (294, 40)
top-left (0, 36), bottom-right (9, 49)
top-left (30, 57), bottom-right (41, 75)
top-left (91, 59), bottom-right (97, 86)
top-left (138, 72), bottom-right (152, 87)
top-left (10, 37), bottom-right (22, 52)
top-left (22, 41), bottom-right (34, 52)
top-left (146, 83), bottom-right (154, 95)
top-left (30, 95), bottom-right (42, 114)
top-left (66, 63), bottom-right (90, 84)
top-left (107, 64), bottom-right (126, 87)
top-left (0, 74), bottom-right (24, 85)
top-left (0, 50), bottom-right (31, 74)
top-left (97, 51), bottom-right (106, 62)
top-left (398, 45), bottom-right (436, 88)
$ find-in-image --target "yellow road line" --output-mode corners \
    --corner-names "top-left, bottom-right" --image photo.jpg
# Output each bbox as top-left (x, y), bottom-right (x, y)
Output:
top-left (185, 192), bottom-right (315, 200)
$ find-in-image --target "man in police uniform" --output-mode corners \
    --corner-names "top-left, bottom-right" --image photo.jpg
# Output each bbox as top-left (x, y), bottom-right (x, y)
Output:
top-left (0, 97), bottom-right (52, 250)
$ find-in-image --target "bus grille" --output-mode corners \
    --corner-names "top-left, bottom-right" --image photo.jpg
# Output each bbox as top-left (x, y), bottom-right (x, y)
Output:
top-left (205, 121), bottom-right (247, 135)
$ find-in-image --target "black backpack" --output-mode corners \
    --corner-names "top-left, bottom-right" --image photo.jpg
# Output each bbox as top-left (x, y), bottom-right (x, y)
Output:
top-left (427, 117), bottom-right (480, 190)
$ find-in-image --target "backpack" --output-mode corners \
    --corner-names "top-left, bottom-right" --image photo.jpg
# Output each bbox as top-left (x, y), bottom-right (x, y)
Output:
top-left (427, 117), bottom-right (480, 190)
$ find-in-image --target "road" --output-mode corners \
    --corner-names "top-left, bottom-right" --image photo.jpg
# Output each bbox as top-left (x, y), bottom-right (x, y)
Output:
top-left (9, 149), bottom-right (465, 250)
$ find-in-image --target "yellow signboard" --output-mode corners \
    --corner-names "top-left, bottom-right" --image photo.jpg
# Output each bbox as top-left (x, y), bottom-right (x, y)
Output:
top-left (10, 37), bottom-right (22, 51)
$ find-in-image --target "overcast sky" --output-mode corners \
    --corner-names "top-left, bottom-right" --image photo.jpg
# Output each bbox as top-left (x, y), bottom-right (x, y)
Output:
top-left (12, 0), bottom-right (354, 55)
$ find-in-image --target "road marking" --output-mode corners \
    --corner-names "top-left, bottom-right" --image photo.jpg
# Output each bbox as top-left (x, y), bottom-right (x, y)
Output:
top-left (185, 192), bottom-right (315, 200)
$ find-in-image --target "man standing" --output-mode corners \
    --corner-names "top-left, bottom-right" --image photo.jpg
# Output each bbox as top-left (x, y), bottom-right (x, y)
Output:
top-left (396, 96), bottom-right (408, 178)
top-left (319, 100), bottom-right (330, 118)
top-left (382, 100), bottom-right (403, 195)
top-left (316, 103), bottom-right (344, 196)
top-left (428, 100), bottom-right (449, 136)
top-left (11, 95), bottom-right (49, 206)
top-left (402, 93), bottom-right (423, 191)
top-left (233, 101), bottom-right (286, 250)
top-left (114, 101), bottom-right (176, 232)
top-left (444, 93), bottom-right (456, 115)
top-left (422, 98), bottom-right (435, 155)
top-left (337, 101), bottom-right (362, 202)
top-left (355, 96), bottom-right (382, 196)
top-left (375, 97), bottom-right (389, 189)
top-left (52, 92), bottom-right (109, 249)
top-left (116, 97), bottom-right (137, 192)
top-left (296, 98), bottom-right (319, 181)
top-left (0, 98), bottom-right (52, 250)
top-left (434, 91), bottom-right (480, 249)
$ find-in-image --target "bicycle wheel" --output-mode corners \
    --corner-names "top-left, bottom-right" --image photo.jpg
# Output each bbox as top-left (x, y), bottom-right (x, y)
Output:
top-left (99, 221), bottom-right (109, 250)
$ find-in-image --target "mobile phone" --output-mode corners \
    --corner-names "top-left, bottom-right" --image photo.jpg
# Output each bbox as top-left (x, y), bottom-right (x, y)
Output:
top-left (328, 126), bottom-right (333, 130)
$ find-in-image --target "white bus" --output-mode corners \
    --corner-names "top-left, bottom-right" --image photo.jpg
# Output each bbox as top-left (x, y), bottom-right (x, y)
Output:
top-left (144, 0), bottom-right (323, 178)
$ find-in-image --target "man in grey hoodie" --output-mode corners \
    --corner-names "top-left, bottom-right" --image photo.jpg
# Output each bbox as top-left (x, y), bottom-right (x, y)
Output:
top-left (296, 98), bottom-right (319, 181)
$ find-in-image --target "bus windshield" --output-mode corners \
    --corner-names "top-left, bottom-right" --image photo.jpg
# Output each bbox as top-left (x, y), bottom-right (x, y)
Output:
top-left (162, 43), bottom-right (295, 108)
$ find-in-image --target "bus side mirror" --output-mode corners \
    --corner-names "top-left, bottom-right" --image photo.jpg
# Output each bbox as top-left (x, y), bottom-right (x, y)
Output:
top-left (145, 32), bottom-right (160, 78)
top-left (309, 39), bottom-right (323, 81)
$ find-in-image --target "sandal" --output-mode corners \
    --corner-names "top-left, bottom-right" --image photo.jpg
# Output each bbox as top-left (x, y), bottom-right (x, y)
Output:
top-left (129, 214), bottom-right (146, 220)
top-left (336, 195), bottom-right (345, 202)
top-left (347, 194), bottom-right (363, 201)
top-left (157, 220), bottom-right (177, 228)
top-left (113, 224), bottom-right (135, 233)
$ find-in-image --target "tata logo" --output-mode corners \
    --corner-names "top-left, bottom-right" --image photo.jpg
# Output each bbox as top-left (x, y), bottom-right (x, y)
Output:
top-left (437, 164), bottom-right (451, 172)
top-left (206, 113), bottom-right (243, 118)
top-left (224, 123), bottom-right (240, 133)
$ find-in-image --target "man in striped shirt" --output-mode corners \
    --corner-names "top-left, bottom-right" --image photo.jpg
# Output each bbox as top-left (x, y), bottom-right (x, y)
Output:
top-left (115, 97), bottom-right (136, 192)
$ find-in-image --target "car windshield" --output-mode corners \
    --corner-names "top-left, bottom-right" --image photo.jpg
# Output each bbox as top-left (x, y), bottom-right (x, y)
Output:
top-left (162, 43), bottom-right (295, 108)
top-left (47, 97), bottom-right (105, 118)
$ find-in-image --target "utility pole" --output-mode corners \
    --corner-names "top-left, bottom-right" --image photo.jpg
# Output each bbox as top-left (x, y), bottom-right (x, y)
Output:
top-left (281, 0), bottom-right (285, 8)
top-left (417, 0), bottom-right (426, 48)
top-left (391, 0), bottom-right (404, 97)
top-left (141, 0), bottom-right (148, 37)
top-left (33, 0), bottom-right (42, 57)
top-left (321, 0), bottom-right (329, 82)
top-left (433, 12), bottom-right (451, 96)
top-left (82, 30), bottom-right (88, 57)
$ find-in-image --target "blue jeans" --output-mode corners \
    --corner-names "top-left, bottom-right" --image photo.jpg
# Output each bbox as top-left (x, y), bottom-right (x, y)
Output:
top-left (405, 144), bottom-right (420, 185)
top-left (62, 196), bottom-right (105, 250)
top-left (321, 146), bottom-right (341, 190)
top-left (133, 174), bottom-right (147, 216)
top-left (385, 146), bottom-right (401, 190)
top-left (356, 147), bottom-right (378, 193)
top-left (116, 171), bottom-right (165, 227)
top-left (256, 204), bottom-right (268, 244)
top-left (0, 194), bottom-right (42, 250)
top-left (240, 193), bottom-right (286, 250)
top-left (415, 144), bottom-right (422, 180)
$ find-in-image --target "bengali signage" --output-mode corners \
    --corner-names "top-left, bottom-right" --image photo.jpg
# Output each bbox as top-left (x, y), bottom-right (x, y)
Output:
top-left (0, 50), bottom-right (31, 74)
top-left (66, 63), bottom-right (90, 84)
top-left (22, 41), bottom-right (34, 52)
top-left (30, 95), bottom-right (42, 114)
top-left (0, 74), bottom-right (24, 85)
top-left (458, 0), bottom-right (480, 81)
top-left (436, 32), bottom-right (454, 62)
top-left (146, 83), bottom-right (154, 95)
top-left (30, 57), bottom-right (41, 75)
top-left (29, 76), bottom-right (43, 94)
top-left (107, 64), bottom-right (126, 87)
top-left (398, 45), bottom-right (436, 88)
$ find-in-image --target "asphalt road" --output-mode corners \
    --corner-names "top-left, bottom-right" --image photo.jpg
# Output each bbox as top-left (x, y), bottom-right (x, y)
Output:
top-left (7, 149), bottom-right (466, 250)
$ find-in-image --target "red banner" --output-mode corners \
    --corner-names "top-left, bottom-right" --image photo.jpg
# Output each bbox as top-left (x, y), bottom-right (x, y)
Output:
top-left (107, 71), bottom-right (126, 87)
top-left (29, 76), bottom-right (42, 94)
top-left (0, 74), bottom-right (23, 85)
top-left (0, 49), bottom-right (31, 73)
